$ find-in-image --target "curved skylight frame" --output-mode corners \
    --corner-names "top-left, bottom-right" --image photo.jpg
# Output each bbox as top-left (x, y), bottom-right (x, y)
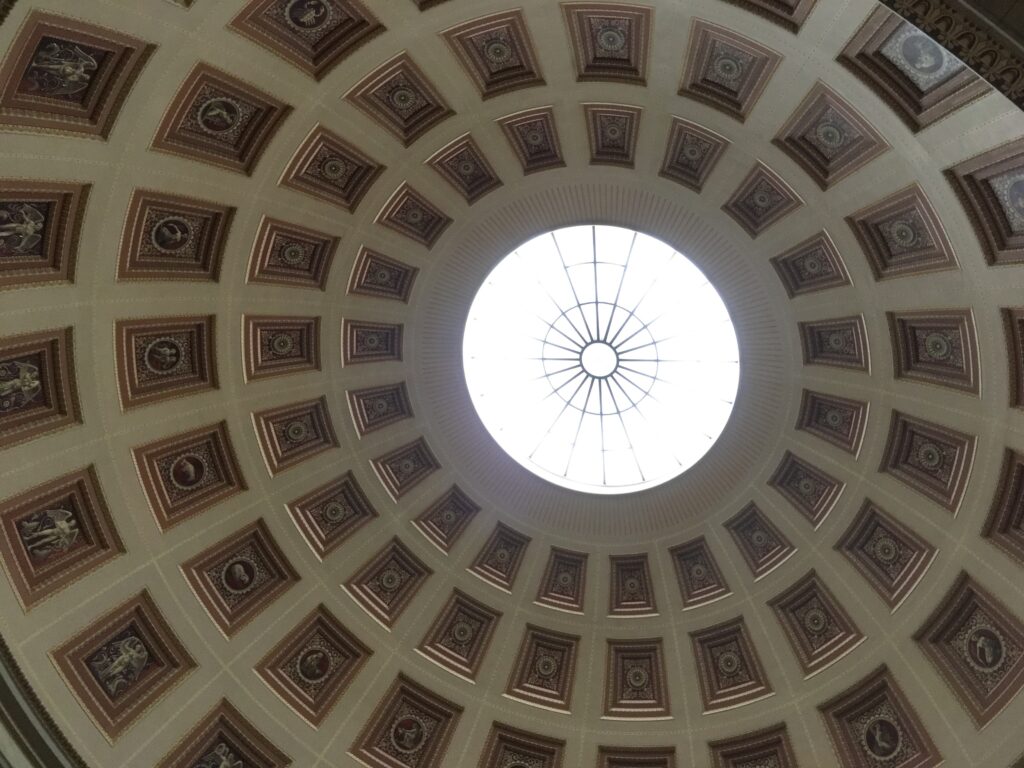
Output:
top-left (463, 224), bottom-right (740, 495)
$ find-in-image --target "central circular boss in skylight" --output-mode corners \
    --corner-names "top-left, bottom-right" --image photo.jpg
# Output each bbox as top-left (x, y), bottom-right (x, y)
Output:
top-left (462, 225), bottom-right (740, 495)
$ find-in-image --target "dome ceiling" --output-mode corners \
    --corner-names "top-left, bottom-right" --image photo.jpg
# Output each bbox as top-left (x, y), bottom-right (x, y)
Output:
top-left (0, 0), bottom-right (1023, 767)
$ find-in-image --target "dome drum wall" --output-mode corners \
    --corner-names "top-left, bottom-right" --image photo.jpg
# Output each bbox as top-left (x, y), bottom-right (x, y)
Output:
top-left (0, 0), bottom-right (1022, 766)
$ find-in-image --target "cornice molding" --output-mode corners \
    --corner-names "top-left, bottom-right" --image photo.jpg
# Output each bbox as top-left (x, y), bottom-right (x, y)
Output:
top-left (0, 632), bottom-right (88, 768)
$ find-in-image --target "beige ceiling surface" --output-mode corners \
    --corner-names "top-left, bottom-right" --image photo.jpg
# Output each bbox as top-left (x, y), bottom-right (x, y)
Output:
top-left (0, 0), bottom-right (1023, 766)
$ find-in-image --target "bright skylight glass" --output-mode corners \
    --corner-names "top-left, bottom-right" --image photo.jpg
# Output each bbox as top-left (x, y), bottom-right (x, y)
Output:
top-left (462, 225), bottom-right (740, 495)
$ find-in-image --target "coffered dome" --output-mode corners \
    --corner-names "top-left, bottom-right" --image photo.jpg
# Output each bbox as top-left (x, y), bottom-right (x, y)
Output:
top-left (0, 0), bottom-right (1023, 766)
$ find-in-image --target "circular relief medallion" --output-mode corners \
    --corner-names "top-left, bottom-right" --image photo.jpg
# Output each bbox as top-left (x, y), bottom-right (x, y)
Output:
top-left (816, 121), bottom-right (846, 151)
top-left (361, 332), bottom-right (382, 350)
top-left (750, 528), bottom-right (770, 548)
top-left (151, 217), bottom-right (192, 252)
top-left (170, 454), bottom-right (206, 489)
top-left (320, 157), bottom-right (348, 181)
top-left (681, 140), bottom-right (704, 162)
top-left (196, 97), bottom-right (241, 134)
top-left (390, 716), bottom-right (426, 753)
top-left (388, 85), bottom-right (418, 111)
top-left (524, 127), bottom-right (546, 147)
top-left (826, 331), bottom-right (847, 351)
top-left (222, 557), bottom-right (257, 593)
top-left (690, 562), bottom-right (708, 580)
top-left (623, 576), bottom-right (642, 594)
top-left (280, 242), bottom-right (307, 265)
top-left (286, 0), bottom-right (331, 30)
top-left (888, 220), bottom-right (920, 250)
top-left (872, 535), bottom-right (900, 565)
top-left (915, 442), bottom-right (943, 471)
top-left (534, 654), bottom-right (559, 679)
top-left (463, 225), bottom-right (739, 495)
top-left (862, 717), bottom-right (901, 760)
top-left (556, 570), bottom-right (575, 588)
top-left (439, 506), bottom-right (457, 525)
top-left (270, 333), bottom-right (295, 356)
top-left (626, 665), bottom-right (649, 689)
top-left (320, 500), bottom-right (352, 524)
top-left (716, 650), bottom-right (742, 676)
top-left (802, 607), bottom-right (829, 635)
top-left (596, 25), bottom-right (627, 53)
top-left (285, 420), bottom-right (309, 443)
top-left (483, 38), bottom-right (513, 66)
top-left (379, 567), bottom-right (403, 591)
top-left (455, 157), bottom-right (477, 178)
top-left (901, 34), bottom-right (944, 74)
top-left (492, 546), bottom-right (511, 565)
top-left (922, 332), bottom-right (952, 361)
top-left (823, 408), bottom-right (844, 428)
top-left (797, 477), bottom-right (816, 496)
top-left (296, 648), bottom-right (331, 683)
top-left (800, 254), bottom-right (824, 275)
top-left (966, 627), bottom-right (1005, 671)
top-left (450, 620), bottom-right (474, 644)
top-left (713, 55), bottom-right (743, 82)
top-left (144, 338), bottom-right (183, 374)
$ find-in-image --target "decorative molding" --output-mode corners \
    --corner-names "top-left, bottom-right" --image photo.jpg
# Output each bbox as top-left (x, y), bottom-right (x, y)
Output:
top-left (773, 81), bottom-right (889, 190)
top-left (717, 0), bottom-right (817, 32)
top-left (608, 553), bottom-right (657, 616)
top-left (468, 522), bottom-right (530, 592)
top-left (603, 638), bottom-right (669, 718)
top-left (878, 0), bottom-right (1022, 110)
top-left (251, 396), bottom-right (338, 475)
top-left (668, 536), bottom-right (731, 608)
top-left (659, 116), bottom-right (729, 192)
top-left (768, 569), bottom-right (866, 676)
top-left (348, 247), bottom-right (418, 302)
top-left (246, 215), bottom-right (338, 290)
top-left (0, 327), bottom-right (80, 449)
top-left (480, 722), bottom-right (564, 768)
top-left (708, 723), bottom-right (797, 768)
top-left (347, 381), bottom-right (413, 435)
top-left (767, 450), bottom-right (845, 529)
top-left (342, 319), bottom-right (403, 365)
top-left (982, 448), bottom-right (1024, 566)
top-left (286, 471), bottom-right (377, 560)
top-left (879, 410), bottom-right (976, 514)
top-left (242, 314), bottom-right (321, 382)
top-left (0, 465), bottom-right (124, 610)
top-left (795, 389), bottom-right (869, 456)
top-left (375, 183), bottom-right (452, 248)
top-left (151, 62), bottom-right (291, 175)
top-left (156, 698), bottom-right (291, 767)
top-left (798, 315), bottom-right (870, 371)
top-left (425, 133), bottom-right (501, 204)
top-left (50, 590), bottom-right (196, 742)
top-left (279, 123), bottom-right (385, 213)
top-left (441, 10), bottom-right (544, 99)
top-left (914, 571), bottom-right (1024, 727)
top-left (344, 52), bottom-right (453, 147)
top-left (343, 536), bottom-right (431, 629)
top-left (0, 11), bottom-right (153, 138)
top-left (819, 665), bottom-right (942, 768)
top-left (417, 588), bottom-right (501, 681)
top-left (535, 547), bottom-right (587, 613)
top-left (0, 180), bottom-right (89, 290)
top-left (117, 190), bottom-right (234, 282)
top-left (412, 485), bottom-right (480, 554)
top-left (770, 231), bottom-right (852, 298)
top-left (679, 19), bottom-right (782, 122)
top-left (228, 0), bottom-right (384, 81)
top-left (349, 674), bottom-right (461, 768)
top-left (583, 103), bottom-right (641, 167)
top-left (561, 2), bottom-right (652, 85)
top-left (598, 745), bottom-right (676, 768)
top-left (132, 421), bottom-right (246, 531)
top-left (835, 499), bottom-right (937, 611)
top-left (180, 518), bottom-right (300, 638)
top-left (114, 315), bottom-right (217, 409)
top-left (722, 161), bottom-right (802, 238)
top-left (370, 437), bottom-right (440, 501)
top-left (724, 502), bottom-right (796, 580)
top-left (839, 6), bottom-right (989, 131)
top-left (497, 106), bottom-right (565, 174)
top-left (887, 308), bottom-right (979, 394)
top-left (689, 616), bottom-right (773, 712)
top-left (255, 603), bottom-right (371, 728)
top-left (506, 623), bottom-right (580, 711)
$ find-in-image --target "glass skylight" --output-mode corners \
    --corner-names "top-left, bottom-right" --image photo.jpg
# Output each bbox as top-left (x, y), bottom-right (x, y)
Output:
top-left (462, 225), bottom-right (740, 495)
